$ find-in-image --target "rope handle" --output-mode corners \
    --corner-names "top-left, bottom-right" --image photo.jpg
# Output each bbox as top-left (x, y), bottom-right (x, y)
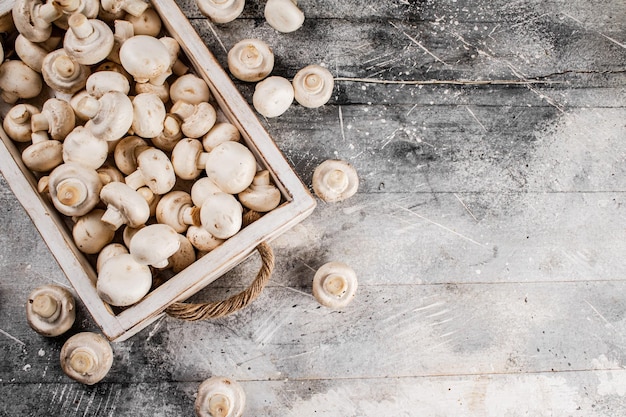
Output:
top-left (165, 211), bottom-right (275, 321)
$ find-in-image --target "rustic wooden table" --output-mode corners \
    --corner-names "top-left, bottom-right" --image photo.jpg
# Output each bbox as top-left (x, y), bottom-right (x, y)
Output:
top-left (1, 0), bottom-right (625, 415)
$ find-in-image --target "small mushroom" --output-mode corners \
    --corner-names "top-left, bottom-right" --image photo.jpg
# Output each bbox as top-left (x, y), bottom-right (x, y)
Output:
top-left (151, 114), bottom-right (183, 152)
top-left (60, 332), bottom-right (113, 385)
top-left (129, 223), bottom-right (180, 268)
top-left (131, 93), bottom-right (167, 138)
top-left (196, 0), bottom-right (244, 23)
top-left (200, 192), bottom-right (243, 240)
top-left (312, 261), bottom-right (358, 309)
top-left (30, 98), bottom-right (76, 141)
top-left (125, 6), bottom-right (162, 36)
top-left (96, 242), bottom-right (128, 273)
top-left (238, 170), bottom-right (281, 212)
top-left (62, 126), bottom-right (108, 170)
top-left (3, 104), bottom-right (40, 143)
top-left (171, 101), bottom-right (217, 139)
top-left (205, 141), bottom-right (257, 194)
top-left (41, 49), bottom-right (91, 94)
top-left (85, 70), bottom-right (130, 98)
top-left (186, 225), bottom-right (224, 252)
top-left (311, 159), bottom-right (359, 203)
top-left (26, 284), bottom-right (75, 337)
top-left (13, 0), bottom-right (63, 43)
top-left (172, 138), bottom-right (210, 180)
top-left (264, 0), bottom-right (304, 33)
top-left (64, 13), bottom-right (115, 65)
top-left (169, 73), bottom-right (210, 105)
top-left (113, 135), bottom-right (149, 175)
top-left (97, 253), bottom-right (152, 306)
top-left (77, 91), bottom-right (134, 141)
top-left (201, 122), bottom-right (240, 152)
top-left (195, 376), bottom-right (246, 417)
top-left (124, 147), bottom-right (176, 195)
top-left (227, 39), bottom-right (274, 82)
top-left (72, 209), bottom-right (116, 254)
top-left (0, 60), bottom-right (43, 103)
top-left (14, 34), bottom-right (50, 72)
top-left (292, 64), bottom-right (334, 108)
top-left (252, 76), bottom-right (294, 118)
top-left (48, 162), bottom-right (102, 216)
top-left (190, 176), bottom-right (222, 207)
top-left (21, 131), bottom-right (64, 173)
top-left (119, 35), bottom-right (171, 85)
top-left (99, 181), bottom-right (150, 230)
top-left (160, 36), bottom-right (189, 76)
top-left (100, 0), bottom-right (149, 17)
top-left (156, 190), bottom-right (201, 233)
top-left (97, 163), bottom-right (125, 185)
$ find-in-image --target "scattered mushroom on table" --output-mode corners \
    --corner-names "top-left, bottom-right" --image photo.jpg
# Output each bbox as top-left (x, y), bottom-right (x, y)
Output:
top-left (60, 332), bottom-right (114, 385)
top-left (26, 284), bottom-right (76, 337)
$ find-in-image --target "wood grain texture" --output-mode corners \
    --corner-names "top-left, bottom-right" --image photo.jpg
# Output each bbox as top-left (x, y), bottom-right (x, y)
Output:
top-left (1, 0), bottom-right (626, 415)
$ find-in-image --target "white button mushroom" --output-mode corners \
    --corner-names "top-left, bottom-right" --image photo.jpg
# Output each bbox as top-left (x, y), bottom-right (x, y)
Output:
top-left (97, 253), bottom-right (152, 306)
top-left (30, 98), bottom-right (76, 141)
top-left (62, 126), bottom-right (108, 170)
top-left (170, 101), bottom-right (217, 139)
top-left (312, 159), bottom-right (359, 203)
top-left (131, 93), bottom-right (167, 138)
top-left (72, 209), bottom-right (116, 254)
top-left (151, 114), bottom-right (183, 152)
top-left (264, 0), bottom-right (304, 33)
top-left (41, 49), bottom-right (91, 94)
top-left (190, 176), bottom-right (222, 207)
top-left (167, 234), bottom-right (196, 273)
top-left (21, 131), bottom-right (64, 173)
top-left (201, 122), bottom-right (241, 152)
top-left (205, 141), bottom-right (257, 194)
top-left (113, 136), bottom-right (149, 175)
top-left (238, 170), bottom-right (282, 212)
top-left (156, 190), bottom-right (201, 233)
top-left (85, 70), bottom-right (130, 98)
top-left (3, 104), bottom-right (40, 143)
top-left (60, 332), bottom-right (113, 385)
top-left (312, 261), bottom-right (358, 309)
top-left (26, 284), bottom-right (75, 337)
top-left (124, 147), bottom-right (176, 195)
top-left (48, 162), bottom-right (102, 216)
top-left (99, 181), bottom-right (151, 230)
top-left (186, 225), bottom-right (224, 252)
top-left (172, 138), bottom-right (210, 180)
top-left (0, 60), bottom-right (43, 103)
top-left (106, 19), bottom-right (135, 64)
top-left (169, 73), bottom-right (210, 105)
top-left (200, 192), bottom-right (243, 240)
top-left (14, 34), bottom-right (50, 73)
top-left (292, 64), bottom-right (334, 108)
top-left (12, 0), bottom-right (63, 43)
top-left (196, 0), bottom-right (244, 23)
top-left (252, 76), bottom-right (294, 118)
top-left (129, 223), bottom-right (181, 268)
top-left (119, 35), bottom-right (172, 85)
top-left (63, 13), bottom-right (115, 65)
top-left (125, 6), bottom-right (162, 36)
top-left (160, 36), bottom-right (189, 77)
top-left (96, 242), bottom-right (128, 274)
top-left (97, 163), bottom-right (125, 186)
top-left (195, 376), bottom-right (246, 417)
top-left (227, 38), bottom-right (274, 82)
top-left (77, 91), bottom-right (134, 141)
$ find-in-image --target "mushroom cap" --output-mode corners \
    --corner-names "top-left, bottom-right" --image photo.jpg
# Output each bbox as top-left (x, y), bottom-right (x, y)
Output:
top-left (200, 192), bottom-right (243, 240)
top-left (292, 64), bottom-right (334, 108)
top-left (173, 101), bottom-right (217, 139)
top-left (186, 225), bottom-right (224, 252)
top-left (3, 104), bottom-right (40, 142)
top-left (64, 14), bottom-right (115, 65)
top-left (13, 0), bottom-right (62, 43)
top-left (119, 35), bottom-right (171, 83)
top-left (21, 139), bottom-right (64, 172)
top-left (41, 49), bottom-right (90, 94)
top-left (72, 209), bottom-right (116, 254)
top-left (48, 162), bottom-right (102, 216)
top-left (0, 60), bottom-right (43, 103)
top-left (169, 73), bottom-right (210, 105)
top-left (238, 170), bottom-right (282, 212)
top-left (196, 0), bottom-right (245, 23)
top-left (14, 34), bottom-right (49, 72)
top-left (190, 176), bottom-right (222, 207)
top-left (81, 91), bottom-right (134, 141)
top-left (168, 234), bottom-right (196, 273)
top-left (264, 0), bottom-right (305, 33)
top-left (60, 332), bottom-right (113, 385)
top-left (195, 376), bottom-right (246, 417)
top-left (205, 141), bottom-right (257, 194)
top-left (156, 190), bottom-right (200, 233)
top-left (252, 76), bottom-right (294, 118)
top-left (172, 138), bottom-right (207, 180)
top-left (311, 159), bottom-right (359, 203)
top-left (26, 284), bottom-right (76, 337)
top-left (201, 122), bottom-right (241, 152)
top-left (131, 93), bottom-right (167, 138)
top-left (312, 261), bottom-right (358, 309)
top-left (97, 253), bottom-right (152, 306)
top-left (227, 38), bottom-right (274, 82)
top-left (96, 243), bottom-right (129, 274)
top-left (100, 181), bottom-right (151, 229)
top-left (86, 70), bottom-right (130, 97)
top-left (114, 136), bottom-right (149, 175)
top-left (125, 7), bottom-right (162, 35)
top-left (130, 223), bottom-right (181, 267)
top-left (62, 126), bottom-right (108, 170)
top-left (125, 147), bottom-right (176, 195)
top-left (31, 98), bottom-right (76, 140)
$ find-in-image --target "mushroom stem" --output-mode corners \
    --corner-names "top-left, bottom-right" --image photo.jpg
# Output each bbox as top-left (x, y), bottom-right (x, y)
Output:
top-left (53, 54), bottom-right (79, 78)
top-left (68, 346), bottom-right (98, 375)
top-left (54, 0), bottom-right (81, 12)
top-left (11, 104), bottom-right (34, 124)
top-left (56, 178), bottom-right (88, 207)
top-left (30, 113), bottom-right (50, 133)
top-left (239, 45), bottom-right (263, 68)
top-left (303, 73), bottom-right (324, 94)
top-left (124, 170), bottom-right (146, 190)
top-left (76, 95), bottom-right (100, 119)
top-left (68, 13), bottom-right (94, 39)
top-left (31, 293), bottom-right (59, 319)
top-left (100, 206), bottom-right (125, 230)
top-left (30, 131), bottom-right (50, 144)
top-left (39, 2), bottom-right (63, 23)
top-left (181, 206), bottom-right (202, 227)
top-left (322, 273), bottom-right (348, 297)
top-left (209, 394), bottom-right (230, 417)
top-left (323, 169), bottom-right (349, 193)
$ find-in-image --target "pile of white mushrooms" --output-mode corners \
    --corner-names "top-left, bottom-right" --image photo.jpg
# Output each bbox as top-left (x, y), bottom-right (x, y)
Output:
top-left (4, 0), bottom-right (286, 310)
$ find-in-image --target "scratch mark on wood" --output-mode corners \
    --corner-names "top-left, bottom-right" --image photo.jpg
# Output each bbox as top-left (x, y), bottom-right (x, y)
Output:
top-left (389, 21), bottom-right (449, 66)
top-left (82, 390), bottom-right (97, 417)
top-left (338, 106), bottom-right (346, 142)
top-left (73, 391), bottom-right (84, 416)
top-left (107, 387), bottom-right (121, 417)
top-left (380, 127), bottom-right (402, 149)
top-left (275, 347), bottom-right (320, 362)
top-left (391, 202), bottom-right (486, 247)
top-left (465, 106), bottom-right (488, 132)
top-left (406, 103), bottom-right (418, 116)
top-left (413, 301), bottom-right (446, 312)
top-left (297, 258), bottom-right (317, 273)
top-left (584, 299), bottom-right (614, 328)
top-left (0, 328), bottom-right (26, 346)
top-left (494, 14), bottom-right (550, 34)
top-left (205, 20), bottom-right (227, 54)
top-left (429, 317), bottom-right (455, 326)
top-left (454, 193), bottom-right (479, 222)
top-left (562, 13), bottom-right (626, 49)
top-left (271, 282), bottom-right (314, 298)
top-left (146, 315), bottom-right (166, 342)
top-left (426, 308), bottom-right (450, 318)
top-left (334, 77), bottom-right (562, 86)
